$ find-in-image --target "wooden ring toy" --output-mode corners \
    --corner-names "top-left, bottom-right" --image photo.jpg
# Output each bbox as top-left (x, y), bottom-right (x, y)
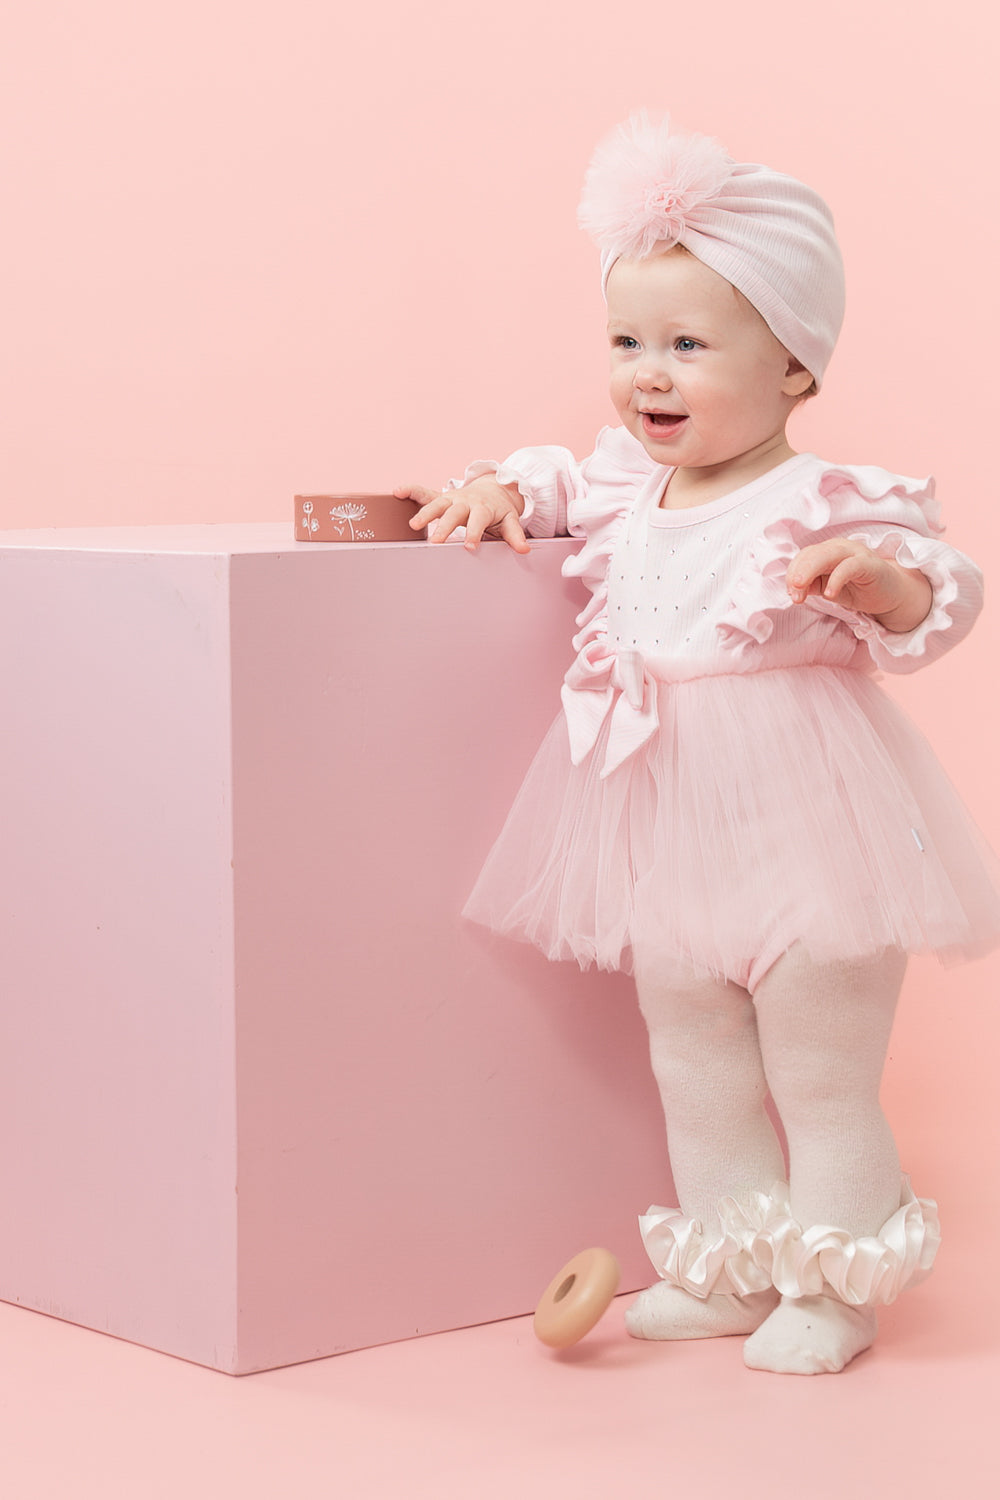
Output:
top-left (533, 1247), bottom-right (621, 1347)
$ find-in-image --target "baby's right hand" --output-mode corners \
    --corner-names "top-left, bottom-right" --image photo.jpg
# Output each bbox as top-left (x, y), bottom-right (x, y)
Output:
top-left (394, 478), bottom-right (531, 554)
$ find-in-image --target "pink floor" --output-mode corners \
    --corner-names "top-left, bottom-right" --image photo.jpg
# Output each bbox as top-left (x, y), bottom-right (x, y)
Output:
top-left (1, 1269), bottom-right (996, 1499)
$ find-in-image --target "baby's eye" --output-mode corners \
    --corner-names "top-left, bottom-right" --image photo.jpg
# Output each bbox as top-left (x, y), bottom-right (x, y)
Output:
top-left (675, 337), bottom-right (700, 353)
top-left (613, 335), bottom-right (640, 350)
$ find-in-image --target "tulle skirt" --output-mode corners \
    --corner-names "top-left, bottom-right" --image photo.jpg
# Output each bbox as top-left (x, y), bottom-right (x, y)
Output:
top-left (463, 665), bottom-right (1000, 983)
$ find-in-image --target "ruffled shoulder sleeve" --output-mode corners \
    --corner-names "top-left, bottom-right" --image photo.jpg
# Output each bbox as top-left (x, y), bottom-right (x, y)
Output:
top-left (719, 461), bottom-right (984, 673)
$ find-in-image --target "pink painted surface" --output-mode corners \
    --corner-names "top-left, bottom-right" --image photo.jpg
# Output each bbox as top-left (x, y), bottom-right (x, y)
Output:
top-left (0, 541), bottom-right (239, 1366)
top-left (0, 527), bottom-right (669, 1373)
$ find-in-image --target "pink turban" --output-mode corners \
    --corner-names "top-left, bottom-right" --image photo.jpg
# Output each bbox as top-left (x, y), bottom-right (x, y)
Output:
top-left (579, 113), bottom-right (845, 387)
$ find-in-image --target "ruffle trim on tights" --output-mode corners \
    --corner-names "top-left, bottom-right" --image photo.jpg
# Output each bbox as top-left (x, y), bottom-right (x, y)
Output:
top-left (752, 1177), bottom-right (940, 1306)
top-left (640, 1177), bottom-right (940, 1306)
top-left (639, 1191), bottom-right (776, 1298)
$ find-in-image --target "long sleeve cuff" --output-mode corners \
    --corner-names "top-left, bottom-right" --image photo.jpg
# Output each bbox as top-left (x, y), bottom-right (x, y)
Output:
top-left (840, 529), bottom-right (984, 673)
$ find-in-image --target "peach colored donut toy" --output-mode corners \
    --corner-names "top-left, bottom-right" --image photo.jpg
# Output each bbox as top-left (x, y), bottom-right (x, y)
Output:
top-left (533, 1247), bottom-right (621, 1347)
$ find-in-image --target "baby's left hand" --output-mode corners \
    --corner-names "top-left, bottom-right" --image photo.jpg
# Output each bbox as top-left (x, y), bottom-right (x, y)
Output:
top-left (787, 538), bottom-right (932, 632)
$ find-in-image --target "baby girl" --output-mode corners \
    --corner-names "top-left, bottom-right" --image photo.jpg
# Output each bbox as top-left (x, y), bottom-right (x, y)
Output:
top-left (397, 114), bottom-right (1000, 1374)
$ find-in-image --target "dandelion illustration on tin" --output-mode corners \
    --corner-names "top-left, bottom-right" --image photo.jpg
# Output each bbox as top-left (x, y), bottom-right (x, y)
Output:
top-left (329, 502), bottom-right (369, 540)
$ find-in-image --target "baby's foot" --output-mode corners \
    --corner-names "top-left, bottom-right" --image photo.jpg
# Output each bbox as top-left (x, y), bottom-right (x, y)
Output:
top-left (742, 1295), bottom-right (878, 1375)
top-left (625, 1283), bottom-right (778, 1341)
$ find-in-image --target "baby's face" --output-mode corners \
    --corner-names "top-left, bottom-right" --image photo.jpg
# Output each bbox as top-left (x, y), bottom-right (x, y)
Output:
top-left (606, 248), bottom-right (812, 477)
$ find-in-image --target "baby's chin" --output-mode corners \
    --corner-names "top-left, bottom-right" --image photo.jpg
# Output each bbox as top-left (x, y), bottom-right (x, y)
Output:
top-left (631, 423), bottom-right (691, 464)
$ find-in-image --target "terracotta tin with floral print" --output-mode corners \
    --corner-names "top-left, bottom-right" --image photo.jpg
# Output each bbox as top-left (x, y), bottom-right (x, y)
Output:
top-left (294, 494), bottom-right (426, 543)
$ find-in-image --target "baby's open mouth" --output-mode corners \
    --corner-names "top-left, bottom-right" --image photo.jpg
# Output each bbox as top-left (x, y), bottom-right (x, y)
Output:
top-left (642, 412), bottom-right (686, 430)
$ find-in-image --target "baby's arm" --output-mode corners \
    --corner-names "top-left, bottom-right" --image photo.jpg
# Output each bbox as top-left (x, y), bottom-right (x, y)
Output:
top-left (395, 477), bottom-right (530, 553)
top-left (787, 537), bottom-right (933, 633)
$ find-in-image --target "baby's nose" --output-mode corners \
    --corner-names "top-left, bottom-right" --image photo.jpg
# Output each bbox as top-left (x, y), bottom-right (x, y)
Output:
top-left (634, 361), bottom-right (671, 391)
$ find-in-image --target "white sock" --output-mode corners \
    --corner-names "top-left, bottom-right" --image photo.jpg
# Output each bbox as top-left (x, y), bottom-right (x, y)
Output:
top-left (625, 1285), bottom-right (778, 1341)
top-left (743, 1296), bottom-right (877, 1375)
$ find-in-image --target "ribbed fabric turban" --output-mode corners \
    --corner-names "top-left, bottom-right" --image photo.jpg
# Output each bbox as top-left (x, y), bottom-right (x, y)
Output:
top-left (579, 113), bottom-right (845, 386)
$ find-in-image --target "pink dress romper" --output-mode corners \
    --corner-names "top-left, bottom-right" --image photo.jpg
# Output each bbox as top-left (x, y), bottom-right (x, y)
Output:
top-left (462, 428), bottom-right (1000, 990)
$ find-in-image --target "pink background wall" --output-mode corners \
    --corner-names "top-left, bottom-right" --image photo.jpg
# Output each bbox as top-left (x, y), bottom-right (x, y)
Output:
top-left (3, 2), bottom-right (998, 1233)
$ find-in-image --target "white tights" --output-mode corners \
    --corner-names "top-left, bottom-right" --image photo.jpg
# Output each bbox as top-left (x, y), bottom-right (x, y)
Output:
top-left (629, 943), bottom-right (907, 1371)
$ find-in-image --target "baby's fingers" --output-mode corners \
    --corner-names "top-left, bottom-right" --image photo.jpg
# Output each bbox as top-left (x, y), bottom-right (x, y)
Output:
top-left (463, 505), bottom-right (532, 553)
top-left (460, 502), bottom-right (494, 551)
top-left (819, 555), bottom-right (871, 603)
top-left (395, 482), bottom-right (440, 513)
top-left (426, 503), bottom-right (471, 544)
top-left (395, 484), bottom-right (449, 532)
top-left (402, 493), bottom-right (464, 538)
top-left (787, 538), bottom-right (865, 602)
top-left (494, 511), bottom-right (531, 554)
top-left (451, 496), bottom-right (528, 552)
top-left (394, 482), bottom-right (435, 501)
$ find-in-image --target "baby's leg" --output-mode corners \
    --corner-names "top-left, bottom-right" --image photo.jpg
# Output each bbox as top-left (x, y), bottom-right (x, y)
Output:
top-left (745, 946), bottom-right (907, 1374)
top-left (626, 955), bottom-right (784, 1339)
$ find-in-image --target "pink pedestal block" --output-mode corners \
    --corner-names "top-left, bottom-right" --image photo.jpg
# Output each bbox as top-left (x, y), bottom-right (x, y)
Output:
top-left (0, 525), bottom-right (670, 1373)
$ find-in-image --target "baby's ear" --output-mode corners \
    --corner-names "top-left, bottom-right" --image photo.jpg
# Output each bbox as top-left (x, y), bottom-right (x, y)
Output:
top-left (783, 355), bottom-right (817, 400)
